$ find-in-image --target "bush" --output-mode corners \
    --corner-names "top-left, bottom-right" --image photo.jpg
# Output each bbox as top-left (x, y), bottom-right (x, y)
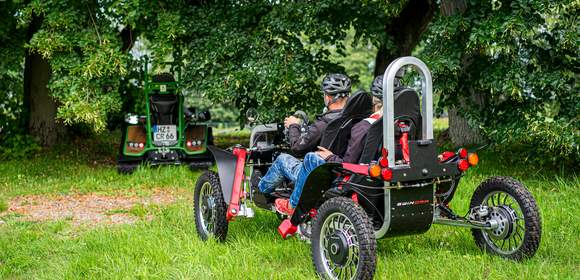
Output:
top-left (0, 134), bottom-right (41, 160)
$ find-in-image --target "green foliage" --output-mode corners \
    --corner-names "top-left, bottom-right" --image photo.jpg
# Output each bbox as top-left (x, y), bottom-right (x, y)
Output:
top-left (0, 1), bottom-right (25, 138)
top-left (421, 0), bottom-right (579, 163)
top-left (139, 1), bottom-right (400, 122)
top-left (185, 95), bottom-right (239, 124)
top-left (0, 0), bottom-right (403, 130)
top-left (0, 135), bottom-right (41, 160)
top-left (16, 0), bottom-right (133, 132)
top-left (331, 28), bottom-right (378, 91)
top-left (2, 0), bottom-right (577, 166)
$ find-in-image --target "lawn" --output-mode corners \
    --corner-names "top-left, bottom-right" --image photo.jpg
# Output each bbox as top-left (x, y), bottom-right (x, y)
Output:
top-left (0, 139), bottom-right (578, 279)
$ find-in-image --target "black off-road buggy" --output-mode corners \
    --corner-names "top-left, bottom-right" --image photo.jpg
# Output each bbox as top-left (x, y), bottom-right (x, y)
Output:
top-left (193, 57), bottom-right (541, 279)
top-left (117, 61), bottom-right (213, 173)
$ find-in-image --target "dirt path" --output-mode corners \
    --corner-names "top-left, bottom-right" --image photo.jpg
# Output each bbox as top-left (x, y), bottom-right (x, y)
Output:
top-left (0, 189), bottom-right (188, 226)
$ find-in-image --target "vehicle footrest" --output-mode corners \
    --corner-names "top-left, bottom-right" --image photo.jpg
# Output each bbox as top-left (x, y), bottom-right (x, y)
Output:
top-left (278, 219), bottom-right (297, 239)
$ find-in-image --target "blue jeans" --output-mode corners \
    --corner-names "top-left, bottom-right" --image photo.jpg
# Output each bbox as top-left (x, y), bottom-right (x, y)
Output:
top-left (258, 153), bottom-right (302, 194)
top-left (258, 152), bottom-right (326, 208)
top-left (290, 152), bottom-right (326, 208)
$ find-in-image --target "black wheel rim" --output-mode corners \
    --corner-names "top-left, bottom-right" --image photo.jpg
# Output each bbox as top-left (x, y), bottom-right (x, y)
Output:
top-left (481, 191), bottom-right (525, 255)
top-left (319, 212), bottom-right (359, 280)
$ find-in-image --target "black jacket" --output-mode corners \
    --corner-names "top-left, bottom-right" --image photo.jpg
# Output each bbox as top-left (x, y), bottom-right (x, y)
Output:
top-left (287, 109), bottom-right (342, 156)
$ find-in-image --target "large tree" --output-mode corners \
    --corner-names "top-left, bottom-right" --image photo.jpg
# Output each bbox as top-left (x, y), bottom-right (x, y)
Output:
top-left (22, 13), bottom-right (64, 146)
top-left (422, 0), bottom-right (579, 162)
top-left (4, 0), bottom-right (138, 146)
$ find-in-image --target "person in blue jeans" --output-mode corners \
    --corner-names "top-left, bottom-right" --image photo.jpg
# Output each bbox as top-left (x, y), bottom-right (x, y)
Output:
top-left (256, 74), bottom-right (351, 209)
top-left (261, 75), bottom-right (392, 215)
top-left (258, 152), bottom-right (328, 214)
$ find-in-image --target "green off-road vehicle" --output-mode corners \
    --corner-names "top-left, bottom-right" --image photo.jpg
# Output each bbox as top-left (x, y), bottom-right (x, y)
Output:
top-left (117, 62), bottom-right (213, 173)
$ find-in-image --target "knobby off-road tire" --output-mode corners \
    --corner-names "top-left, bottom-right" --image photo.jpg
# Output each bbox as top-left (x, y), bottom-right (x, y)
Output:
top-left (311, 197), bottom-right (377, 280)
top-left (470, 176), bottom-right (541, 261)
top-left (194, 171), bottom-right (228, 242)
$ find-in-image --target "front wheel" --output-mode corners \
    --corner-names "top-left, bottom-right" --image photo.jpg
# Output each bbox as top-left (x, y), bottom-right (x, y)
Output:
top-left (194, 171), bottom-right (228, 241)
top-left (311, 197), bottom-right (376, 280)
top-left (470, 176), bottom-right (541, 260)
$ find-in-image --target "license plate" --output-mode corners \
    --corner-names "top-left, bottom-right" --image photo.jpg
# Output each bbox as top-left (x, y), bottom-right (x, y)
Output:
top-left (153, 125), bottom-right (177, 142)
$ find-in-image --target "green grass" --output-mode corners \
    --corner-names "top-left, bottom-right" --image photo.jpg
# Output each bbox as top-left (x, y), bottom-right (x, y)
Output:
top-left (0, 196), bottom-right (7, 212)
top-left (0, 144), bottom-right (578, 279)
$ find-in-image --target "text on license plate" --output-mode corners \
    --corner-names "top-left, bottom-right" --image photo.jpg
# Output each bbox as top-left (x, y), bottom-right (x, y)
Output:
top-left (153, 125), bottom-right (177, 141)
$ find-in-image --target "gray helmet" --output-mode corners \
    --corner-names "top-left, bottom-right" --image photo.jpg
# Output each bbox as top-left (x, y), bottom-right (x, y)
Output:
top-left (322, 73), bottom-right (351, 97)
top-left (370, 70), bottom-right (404, 98)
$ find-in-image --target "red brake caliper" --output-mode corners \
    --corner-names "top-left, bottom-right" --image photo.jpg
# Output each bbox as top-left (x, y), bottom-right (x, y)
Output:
top-left (227, 147), bottom-right (247, 221)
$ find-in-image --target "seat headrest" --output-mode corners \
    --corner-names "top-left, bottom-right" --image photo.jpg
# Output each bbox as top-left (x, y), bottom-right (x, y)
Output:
top-left (393, 88), bottom-right (420, 121)
top-left (341, 90), bottom-right (373, 119)
top-left (152, 73), bottom-right (175, 82)
top-left (319, 90), bottom-right (373, 153)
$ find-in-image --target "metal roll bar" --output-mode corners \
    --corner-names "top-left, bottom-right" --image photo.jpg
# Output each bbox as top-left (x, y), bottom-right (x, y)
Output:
top-left (381, 56), bottom-right (433, 167)
top-left (375, 56), bottom-right (433, 239)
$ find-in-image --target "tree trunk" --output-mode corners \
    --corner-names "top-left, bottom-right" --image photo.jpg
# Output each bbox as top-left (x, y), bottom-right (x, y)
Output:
top-left (374, 0), bottom-right (436, 76)
top-left (447, 51), bottom-right (486, 146)
top-left (23, 52), bottom-right (64, 146)
top-left (22, 14), bottom-right (64, 147)
top-left (448, 107), bottom-right (485, 146)
top-left (447, 74), bottom-right (486, 146)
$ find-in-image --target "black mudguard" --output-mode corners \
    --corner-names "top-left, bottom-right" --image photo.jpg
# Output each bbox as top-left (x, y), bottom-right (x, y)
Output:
top-left (207, 146), bottom-right (237, 204)
top-left (290, 162), bottom-right (341, 225)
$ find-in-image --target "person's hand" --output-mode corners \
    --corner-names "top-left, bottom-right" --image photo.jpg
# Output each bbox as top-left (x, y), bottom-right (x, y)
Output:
top-left (316, 146), bottom-right (333, 160)
top-left (284, 116), bottom-right (300, 128)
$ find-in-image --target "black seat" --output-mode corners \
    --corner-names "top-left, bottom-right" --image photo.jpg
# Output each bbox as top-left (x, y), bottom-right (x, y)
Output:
top-left (359, 87), bottom-right (422, 164)
top-left (320, 90), bottom-right (373, 157)
top-left (150, 94), bottom-right (178, 125)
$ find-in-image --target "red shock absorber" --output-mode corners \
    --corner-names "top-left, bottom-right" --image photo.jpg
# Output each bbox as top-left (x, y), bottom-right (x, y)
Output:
top-left (227, 147), bottom-right (247, 221)
top-left (398, 122), bottom-right (410, 163)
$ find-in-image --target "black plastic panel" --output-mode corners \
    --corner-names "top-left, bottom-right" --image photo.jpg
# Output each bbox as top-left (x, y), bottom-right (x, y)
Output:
top-left (290, 163), bottom-right (341, 225)
top-left (386, 185), bottom-right (434, 237)
top-left (207, 146), bottom-right (237, 204)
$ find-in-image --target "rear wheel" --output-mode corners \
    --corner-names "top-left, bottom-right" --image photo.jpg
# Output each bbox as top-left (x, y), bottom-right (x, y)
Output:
top-left (470, 176), bottom-right (541, 260)
top-left (194, 171), bottom-right (228, 241)
top-left (311, 197), bottom-right (376, 280)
